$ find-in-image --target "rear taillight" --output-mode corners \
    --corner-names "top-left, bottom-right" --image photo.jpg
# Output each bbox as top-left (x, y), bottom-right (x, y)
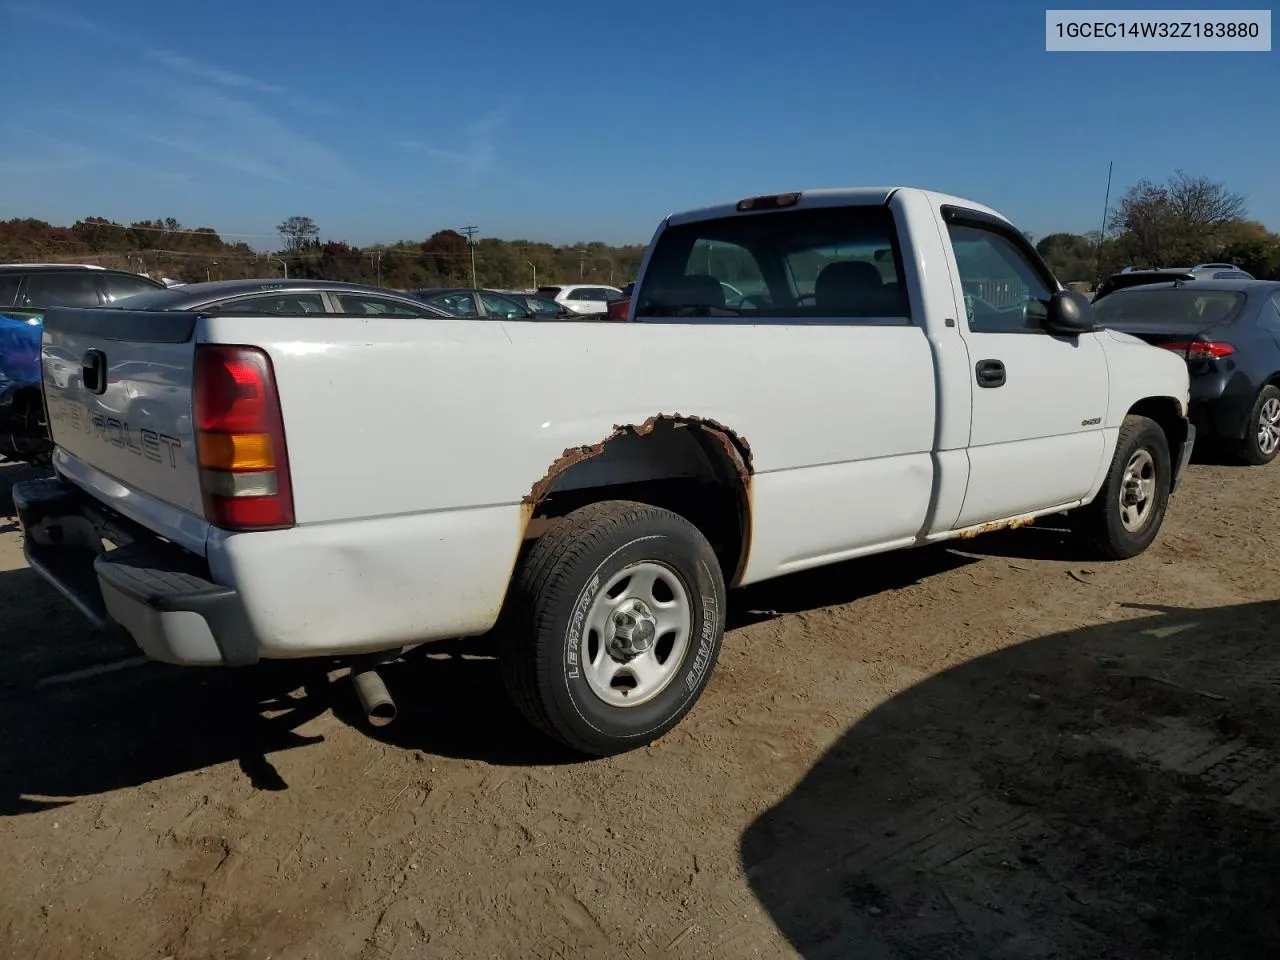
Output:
top-left (1158, 340), bottom-right (1235, 361)
top-left (193, 344), bottom-right (294, 531)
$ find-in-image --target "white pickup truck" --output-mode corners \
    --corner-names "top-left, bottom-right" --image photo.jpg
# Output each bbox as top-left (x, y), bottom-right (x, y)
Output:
top-left (15, 186), bottom-right (1194, 756)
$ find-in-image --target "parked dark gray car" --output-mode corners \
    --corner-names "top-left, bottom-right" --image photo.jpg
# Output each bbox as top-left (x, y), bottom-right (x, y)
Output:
top-left (1091, 278), bottom-right (1280, 465)
top-left (110, 278), bottom-right (455, 317)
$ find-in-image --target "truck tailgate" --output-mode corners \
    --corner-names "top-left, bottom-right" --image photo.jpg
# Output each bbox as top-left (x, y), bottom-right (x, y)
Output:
top-left (40, 306), bottom-right (205, 519)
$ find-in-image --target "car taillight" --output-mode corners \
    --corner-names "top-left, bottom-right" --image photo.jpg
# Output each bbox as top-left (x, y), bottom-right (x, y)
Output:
top-left (1158, 340), bottom-right (1235, 360)
top-left (193, 344), bottom-right (294, 531)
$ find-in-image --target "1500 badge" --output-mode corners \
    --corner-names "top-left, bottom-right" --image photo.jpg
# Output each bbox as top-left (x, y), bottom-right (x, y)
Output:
top-left (1081, 417), bottom-right (1101, 426)
top-left (47, 397), bottom-right (183, 468)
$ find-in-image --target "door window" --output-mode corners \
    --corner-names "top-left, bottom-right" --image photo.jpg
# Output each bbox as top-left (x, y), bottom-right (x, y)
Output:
top-left (22, 272), bottom-right (103, 308)
top-left (426, 292), bottom-right (477, 316)
top-left (945, 221), bottom-right (1054, 334)
top-left (204, 293), bottom-right (327, 315)
top-left (103, 273), bottom-right (163, 302)
top-left (334, 293), bottom-right (435, 316)
top-left (479, 292), bottom-right (528, 318)
top-left (0, 275), bottom-right (23, 307)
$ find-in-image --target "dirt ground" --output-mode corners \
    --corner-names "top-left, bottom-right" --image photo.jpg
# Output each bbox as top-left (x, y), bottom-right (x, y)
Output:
top-left (0, 452), bottom-right (1277, 960)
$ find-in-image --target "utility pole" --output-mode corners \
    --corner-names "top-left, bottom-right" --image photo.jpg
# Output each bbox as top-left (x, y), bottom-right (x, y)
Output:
top-left (578, 247), bottom-right (586, 280)
top-left (371, 250), bottom-right (382, 286)
top-left (269, 256), bottom-right (288, 279)
top-left (527, 260), bottom-right (537, 290)
top-left (460, 225), bottom-right (479, 289)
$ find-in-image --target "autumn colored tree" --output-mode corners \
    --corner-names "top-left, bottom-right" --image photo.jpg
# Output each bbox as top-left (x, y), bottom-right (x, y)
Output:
top-left (1107, 171), bottom-right (1247, 268)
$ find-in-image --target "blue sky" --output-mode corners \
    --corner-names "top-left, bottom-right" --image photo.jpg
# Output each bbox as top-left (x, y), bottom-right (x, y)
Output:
top-left (1, 0), bottom-right (1276, 249)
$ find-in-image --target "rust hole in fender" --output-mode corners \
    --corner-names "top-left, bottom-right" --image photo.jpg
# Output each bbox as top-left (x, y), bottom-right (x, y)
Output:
top-left (522, 413), bottom-right (754, 507)
top-left (521, 414), bottom-right (754, 587)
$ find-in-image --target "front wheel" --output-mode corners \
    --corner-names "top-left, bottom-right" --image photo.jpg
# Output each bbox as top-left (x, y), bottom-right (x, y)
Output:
top-left (1073, 414), bottom-right (1172, 560)
top-left (498, 500), bottom-right (727, 756)
top-left (1232, 384), bottom-right (1280, 466)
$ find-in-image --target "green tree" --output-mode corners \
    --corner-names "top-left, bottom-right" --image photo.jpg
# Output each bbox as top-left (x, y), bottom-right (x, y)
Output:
top-left (276, 215), bottom-right (320, 254)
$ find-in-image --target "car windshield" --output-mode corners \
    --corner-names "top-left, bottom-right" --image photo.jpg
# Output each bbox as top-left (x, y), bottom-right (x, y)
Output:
top-left (1092, 288), bottom-right (1247, 327)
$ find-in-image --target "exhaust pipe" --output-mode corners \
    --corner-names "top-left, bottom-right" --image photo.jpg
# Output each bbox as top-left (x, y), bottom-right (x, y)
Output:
top-left (351, 664), bottom-right (397, 727)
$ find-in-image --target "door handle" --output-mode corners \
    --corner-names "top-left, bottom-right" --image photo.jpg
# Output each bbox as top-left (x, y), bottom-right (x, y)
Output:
top-left (975, 359), bottom-right (1005, 388)
top-left (81, 349), bottom-right (107, 395)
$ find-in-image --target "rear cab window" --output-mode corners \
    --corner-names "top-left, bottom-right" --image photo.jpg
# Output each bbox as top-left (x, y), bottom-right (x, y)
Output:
top-left (633, 203), bottom-right (911, 323)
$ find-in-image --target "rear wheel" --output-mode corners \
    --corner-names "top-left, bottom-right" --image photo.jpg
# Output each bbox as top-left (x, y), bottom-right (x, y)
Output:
top-left (498, 500), bottom-right (726, 756)
top-left (1232, 384), bottom-right (1280, 466)
top-left (1073, 414), bottom-right (1172, 560)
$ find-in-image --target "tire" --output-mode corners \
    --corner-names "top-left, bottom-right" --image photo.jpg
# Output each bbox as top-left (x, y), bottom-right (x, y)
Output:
top-left (1073, 414), bottom-right (1172, 560)
top-left (498, 500), bottom-right (727, 756)
top-left (1231, 384), bottom-right (1280, 466)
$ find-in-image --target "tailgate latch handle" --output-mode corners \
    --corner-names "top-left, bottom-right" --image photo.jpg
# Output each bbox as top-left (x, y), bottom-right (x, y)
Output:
top-left (82, 349), bottom-right (107, 395)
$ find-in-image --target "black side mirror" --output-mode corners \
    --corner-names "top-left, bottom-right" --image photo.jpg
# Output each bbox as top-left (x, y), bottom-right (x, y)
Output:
top-left (1041, 288), bottom-right (1096, 336)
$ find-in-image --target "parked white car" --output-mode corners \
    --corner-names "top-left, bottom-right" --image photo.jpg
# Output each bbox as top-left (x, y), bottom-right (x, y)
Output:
top-left (17, 185), bottom-right (1194, 757)
top-left (535, 283), bottom-right (624, 315)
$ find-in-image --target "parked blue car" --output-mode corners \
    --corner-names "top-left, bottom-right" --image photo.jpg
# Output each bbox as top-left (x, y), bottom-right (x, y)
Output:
top-left (0, 308), bottom-right (48, 463)
top-left (0, 264), bottom-right (168, 463)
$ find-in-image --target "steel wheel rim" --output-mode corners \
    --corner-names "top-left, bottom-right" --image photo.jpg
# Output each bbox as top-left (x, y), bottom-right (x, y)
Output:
top-left (1119, 448), bottom-right (1157, 533)
top-left (1258, 397), bottom-right (1280, 456)
top-left (579, 561), bottom-right (693, 708)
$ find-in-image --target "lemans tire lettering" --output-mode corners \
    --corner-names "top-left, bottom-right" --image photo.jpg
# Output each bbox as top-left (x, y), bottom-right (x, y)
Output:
top-left (565, 573), bottom-right (601, 680)
top-left (684, 574), bottom-right (720, 692)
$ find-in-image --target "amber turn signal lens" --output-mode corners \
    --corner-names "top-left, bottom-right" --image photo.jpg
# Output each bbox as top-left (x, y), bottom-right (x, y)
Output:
top-left (197, 431), bottom-right (275, 471)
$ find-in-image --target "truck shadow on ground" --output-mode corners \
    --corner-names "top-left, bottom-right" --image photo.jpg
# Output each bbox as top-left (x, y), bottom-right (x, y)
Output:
top-left (741, 598), bottom-right (1280, 960)
top-left (0, 535), bottom-right (979, 813)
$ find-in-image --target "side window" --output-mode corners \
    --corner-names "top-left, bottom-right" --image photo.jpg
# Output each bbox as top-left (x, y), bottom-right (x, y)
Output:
top-left (334, 293), bottom-right (432, 316)
top-left (22, 273), bottom-right (103, 308)
top-left (1262, 294), bottom-right (1280, 334)
top-left (0, 275), bottom-right (23, 307)
top-left (103, 273), bottom-right (162, 302)
top-left (945, 222), bottom-right (1053, 334)
top-left (479, 292), bottom-right (526, 318)
top-left (427, 292), bottom-right (477, 316)
top-left (633, 204), bottom-right (910, 323)
top-left (205, 293), bottom-right (327, 315)
top-left (567, 288), bottom-right (593, 300)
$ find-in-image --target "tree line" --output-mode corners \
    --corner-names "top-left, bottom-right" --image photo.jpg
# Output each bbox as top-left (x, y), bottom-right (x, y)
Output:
top-left (1036, 170), bottom-right (1280, 284)
top-left (2, 171), bottom-right (1276, 291)
top-left (0, 214), bottom-right (647, 291)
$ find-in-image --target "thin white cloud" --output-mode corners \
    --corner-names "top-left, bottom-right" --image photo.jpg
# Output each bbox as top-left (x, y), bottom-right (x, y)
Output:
top-left (399, 106), bottom-right (538, 192)
top-left (5, 2), bottom-right (333, 116)
top-left (0, 124), bottom-right (196, 187)
top-left (135, 83), bottom-right (378, 198)
top-left (142, 49), bottom-right (333, 115)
